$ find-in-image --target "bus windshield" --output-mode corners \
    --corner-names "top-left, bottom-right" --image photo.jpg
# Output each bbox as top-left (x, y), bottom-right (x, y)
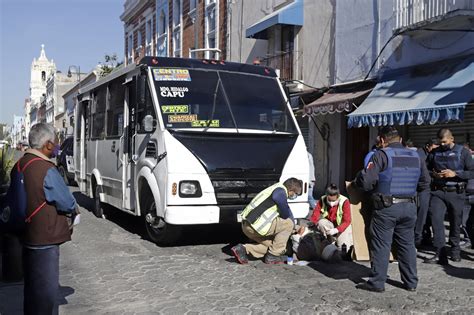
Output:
top-left (152, 68), bottom-right (297, 133)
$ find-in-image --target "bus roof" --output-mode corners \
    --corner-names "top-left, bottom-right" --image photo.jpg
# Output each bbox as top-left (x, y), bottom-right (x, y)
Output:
top-left (78, 57), bottom-right (278, 97)
top-left (140, 57), bottom-right (278, 78)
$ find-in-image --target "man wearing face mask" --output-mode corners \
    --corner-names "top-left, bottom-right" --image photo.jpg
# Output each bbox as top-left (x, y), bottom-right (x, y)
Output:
top-left (15, 123), bottom-right (78, 314)
top-left (308, 184), bottom-right (353, 249)
top-left (353, 126), bottom-right (430, 293)
top-left (231, 178), bottom-right (302, 264)
top-left (424, 128), bottom-right (474, 264)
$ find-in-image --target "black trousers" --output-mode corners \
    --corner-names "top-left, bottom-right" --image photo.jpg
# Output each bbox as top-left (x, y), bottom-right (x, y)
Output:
top-left (23, 245), bottom-right (60, 315)
top-left (415, 190), bottom-right (431, 244)
top-left (429, 190), bottom-right (464, 256)
top-left (368, 202), bottom-right (418, 289)
top-left (462, 201), bottom-right (473, 240)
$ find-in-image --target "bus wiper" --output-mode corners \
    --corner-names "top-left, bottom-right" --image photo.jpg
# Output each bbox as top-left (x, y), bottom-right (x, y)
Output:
top-left (203, 78), bottom-right (220, 133)
top-left (203, 72), bottom-right (239, 133)
top-left (217, 71), bottom-right (239, 133)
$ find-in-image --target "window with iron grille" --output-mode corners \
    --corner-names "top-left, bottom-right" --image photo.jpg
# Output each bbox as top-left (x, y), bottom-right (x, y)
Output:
top-left (173, 0), bottom-right (182, 57)
top-left (205, 0), bottom-right (218, 59)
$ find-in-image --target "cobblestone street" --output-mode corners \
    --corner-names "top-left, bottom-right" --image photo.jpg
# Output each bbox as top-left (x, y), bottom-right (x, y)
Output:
top-left (1, 187), bottom-right (474, 314)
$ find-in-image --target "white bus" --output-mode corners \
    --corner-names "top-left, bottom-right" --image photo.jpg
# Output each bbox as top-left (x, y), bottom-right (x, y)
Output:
top-left (74, 57), bottom-right (309, 244)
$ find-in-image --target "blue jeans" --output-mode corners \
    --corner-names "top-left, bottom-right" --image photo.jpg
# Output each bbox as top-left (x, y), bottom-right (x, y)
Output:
top-left (23, 245), bottom-right (60, 315)
top-left (368, 202), bottom-right (418, 290)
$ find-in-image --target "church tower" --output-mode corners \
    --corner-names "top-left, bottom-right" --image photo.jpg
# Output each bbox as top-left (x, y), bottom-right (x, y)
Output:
top-left (26, 44), bottom-right (56, 134)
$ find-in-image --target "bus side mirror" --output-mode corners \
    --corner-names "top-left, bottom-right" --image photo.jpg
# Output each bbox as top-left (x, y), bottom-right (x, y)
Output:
top-left (143, 115), bottom-right (154, 132)
top-left (137, 75), bottom-right (147, 105)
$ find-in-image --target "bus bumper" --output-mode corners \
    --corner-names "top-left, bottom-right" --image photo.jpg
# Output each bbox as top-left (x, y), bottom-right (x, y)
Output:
top-left (165, 206), bottom-right (220, 225)
top-left (164, 202), bottom-right (310, 225)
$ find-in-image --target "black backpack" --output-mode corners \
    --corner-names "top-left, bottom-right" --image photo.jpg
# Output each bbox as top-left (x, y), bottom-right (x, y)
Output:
top-left (0, 158), bottom-right (46, 234)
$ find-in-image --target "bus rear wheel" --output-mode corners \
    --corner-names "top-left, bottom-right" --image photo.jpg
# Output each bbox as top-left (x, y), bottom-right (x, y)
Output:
top-left (143, 196), bottom-right (181, 246)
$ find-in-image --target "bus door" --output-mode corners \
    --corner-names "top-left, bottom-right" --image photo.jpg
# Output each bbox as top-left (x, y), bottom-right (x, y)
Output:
top-left (97, 80), bottom-right (125, 209)
top-left (122, 78), bottom-right (136, 210)
top-left (125, 74), bottom-right (158, 212)
top-left (75, 99), bottom-right (89, 193)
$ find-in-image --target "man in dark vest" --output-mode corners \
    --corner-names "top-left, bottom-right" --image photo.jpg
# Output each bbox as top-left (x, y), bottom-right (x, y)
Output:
top-left (424, 128), bottom-right (474, 264)
top-left (17, 123), bottom-right (77, 314)
top-left (353, 126), bottom-right (430, 292)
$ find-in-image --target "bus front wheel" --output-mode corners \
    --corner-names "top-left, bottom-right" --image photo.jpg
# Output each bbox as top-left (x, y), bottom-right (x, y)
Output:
top-left (93, 184), bottom-right (104, 218)
top-left (143, 196), bottom-right (181, 246)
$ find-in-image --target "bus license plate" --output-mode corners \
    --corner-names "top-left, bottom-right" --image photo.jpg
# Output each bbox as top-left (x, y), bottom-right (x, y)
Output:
top-left (237, 211), bottom-right (243, 222)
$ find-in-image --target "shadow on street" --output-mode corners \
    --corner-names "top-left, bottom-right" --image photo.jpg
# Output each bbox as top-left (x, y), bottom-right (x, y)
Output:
top-left (72, 191), bottom-right (246, 247)
top-left (0, 283), bottom-right (74, 315)
top-left (442, 264), bottom-right (474, 280)
top-left (307, 260), bottom-right (371, 284)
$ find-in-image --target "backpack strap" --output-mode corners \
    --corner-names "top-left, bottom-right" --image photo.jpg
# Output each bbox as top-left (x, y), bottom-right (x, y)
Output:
top-left (18, 157), bottom-right (49, 223)
top-left (25, 201), bottom-right (47, 223)
top-left (20, 157), bottom-right (45, 173)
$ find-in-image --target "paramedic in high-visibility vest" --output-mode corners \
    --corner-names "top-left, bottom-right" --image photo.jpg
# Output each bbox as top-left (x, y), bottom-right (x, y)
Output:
top-left (309, 183), bottom-right (353, 249)
top-left (231, 178), bottom-right (303, 264)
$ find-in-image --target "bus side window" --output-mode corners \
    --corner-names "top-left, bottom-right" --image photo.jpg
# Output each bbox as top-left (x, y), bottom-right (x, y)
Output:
top-left (107, 78), bottom-right (125, 137)
top-left (136, 81), bottom-right (156, 133)
top-left (76, 100), bottom-right (89, 141)
top-left (92, 87), bottom-right (107, 139)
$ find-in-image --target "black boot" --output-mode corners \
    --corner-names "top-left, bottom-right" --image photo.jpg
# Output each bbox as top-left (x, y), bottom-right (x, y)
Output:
top-left (424, 247), bottom-right (449, 265)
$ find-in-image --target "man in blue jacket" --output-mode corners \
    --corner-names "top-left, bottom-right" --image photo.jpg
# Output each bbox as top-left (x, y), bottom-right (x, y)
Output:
top-left (16, 123), bottom-right (77, 314)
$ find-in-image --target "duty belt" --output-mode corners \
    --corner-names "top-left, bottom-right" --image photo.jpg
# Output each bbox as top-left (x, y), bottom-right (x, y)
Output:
top-left (392, 197), bottom-right (415, 204)
top-left (432, 182), bottom-right (466, 192)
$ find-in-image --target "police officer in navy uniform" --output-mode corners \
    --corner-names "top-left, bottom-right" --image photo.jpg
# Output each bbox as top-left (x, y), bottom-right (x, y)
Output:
top-left (424, 128), bottom-right (474, 264)
top-left (354, 126), bottom-right (430, 293)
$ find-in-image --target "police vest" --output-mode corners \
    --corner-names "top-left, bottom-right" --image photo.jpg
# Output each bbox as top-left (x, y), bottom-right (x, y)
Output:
top-left (433, 144), bottom-right (464, 185)
top-left (241, 183), bottom-right (287, 236)
top-left (376, 147), bottom-right (421, 198)
top-left (320, 195), bottom-right (348, 226)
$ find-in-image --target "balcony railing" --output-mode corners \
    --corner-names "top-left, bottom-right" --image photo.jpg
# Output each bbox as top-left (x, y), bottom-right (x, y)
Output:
top-left (395, 0), bottom-right (474, 30)
top-left (261, 51), bottom-right (294, 81)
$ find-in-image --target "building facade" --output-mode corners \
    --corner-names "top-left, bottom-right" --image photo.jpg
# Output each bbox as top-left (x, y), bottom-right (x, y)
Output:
top-left (10, 115), bottom-right (25, 148)
top-left (28, 45), bottom-right (56, 135)
top-left (62, 71), bottom-right (98, 139)
top-left (337, 0), bottom-right (474, 146)
top-left (121, 0), bottom-right (228, 64)
top-left (42, 72), bottom-right (76, 140)
top-left (315, 0), bottom-right (473, 192)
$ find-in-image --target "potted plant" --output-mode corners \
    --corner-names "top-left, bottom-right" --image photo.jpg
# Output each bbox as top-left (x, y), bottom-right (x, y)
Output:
top-left (0, 145), bottom-right (14, 195)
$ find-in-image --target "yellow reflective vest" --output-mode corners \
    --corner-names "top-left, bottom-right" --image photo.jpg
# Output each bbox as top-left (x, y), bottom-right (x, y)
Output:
top-left (241, 183), bottom-right (287, 236)
top-left (320, 195), bottom-right (348, 226)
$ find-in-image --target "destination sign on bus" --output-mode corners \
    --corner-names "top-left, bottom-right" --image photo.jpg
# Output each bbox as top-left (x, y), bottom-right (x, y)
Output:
top-left (168, 115), bottom-right (198, 123)
top-left (161, 105), bottom-right (189, 114)
top-left (191, 120), bottom-right (220, 128)
top-left (153, 68), bottom-right (191, 81)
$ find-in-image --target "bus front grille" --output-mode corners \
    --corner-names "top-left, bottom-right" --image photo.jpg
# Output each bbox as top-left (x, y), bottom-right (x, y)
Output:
top-left (211, 179), bottom-right (277, 205)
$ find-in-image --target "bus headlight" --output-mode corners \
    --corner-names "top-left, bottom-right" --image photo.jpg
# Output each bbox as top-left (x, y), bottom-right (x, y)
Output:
top-left (179, 181), bottom-right (202, 198)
